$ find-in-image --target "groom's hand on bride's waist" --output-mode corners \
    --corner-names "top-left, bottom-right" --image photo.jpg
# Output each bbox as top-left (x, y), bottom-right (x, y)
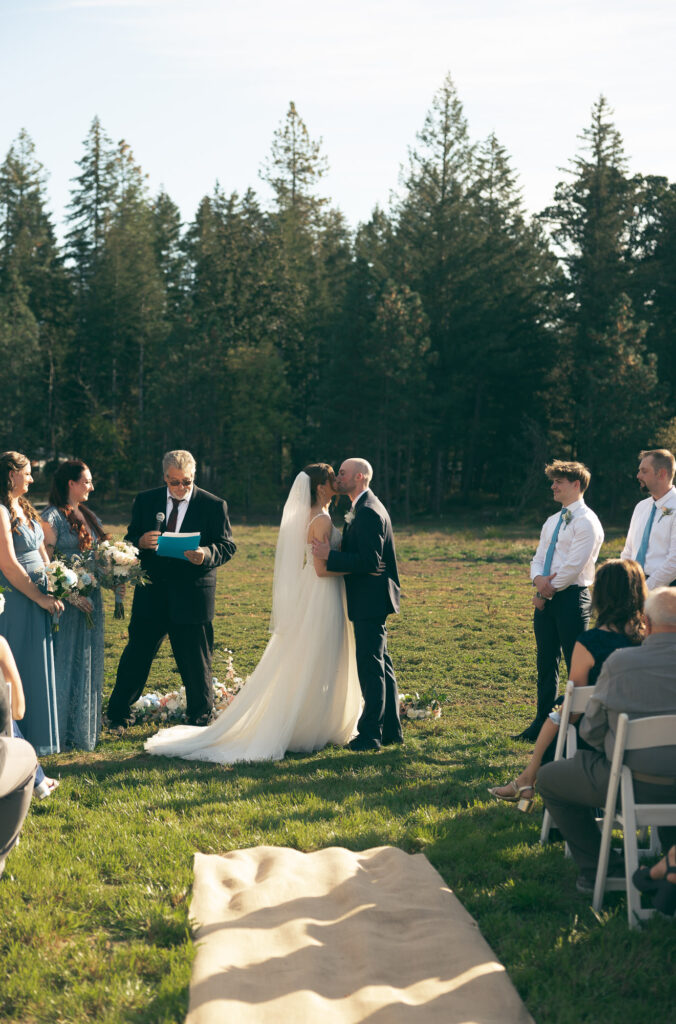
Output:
top-left (312, 538), bottom-right (331, 560)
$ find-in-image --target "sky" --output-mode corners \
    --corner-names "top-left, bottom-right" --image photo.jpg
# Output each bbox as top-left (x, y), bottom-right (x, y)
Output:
top-left (1, 0), bottom-right (675, 234)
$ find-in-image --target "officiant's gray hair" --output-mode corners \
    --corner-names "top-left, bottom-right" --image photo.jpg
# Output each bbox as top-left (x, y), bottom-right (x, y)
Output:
top-left (163, 449), bottom-right (196, 475)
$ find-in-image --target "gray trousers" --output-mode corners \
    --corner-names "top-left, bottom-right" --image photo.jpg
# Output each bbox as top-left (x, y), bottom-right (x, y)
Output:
top-left (0, 737), bottom-right (37, 871)
top-left (538, 749), bottom-right (676, 876)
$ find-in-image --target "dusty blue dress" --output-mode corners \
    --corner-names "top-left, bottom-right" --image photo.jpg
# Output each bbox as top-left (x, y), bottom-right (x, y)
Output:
top-left (0, 509), bottom-right (59, 755)
top-left (42, 507), bottom-right (105, 751)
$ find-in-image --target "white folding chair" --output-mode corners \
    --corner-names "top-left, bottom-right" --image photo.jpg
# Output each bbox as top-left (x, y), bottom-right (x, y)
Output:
top-left (540, 682), bottom-right (595, 851)
top-left (593, 712), bottom-right (676, 928)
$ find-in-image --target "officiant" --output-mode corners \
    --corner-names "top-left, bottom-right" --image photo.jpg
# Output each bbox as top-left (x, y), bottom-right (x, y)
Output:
top-left (106, 450), bottom-right (236, 729)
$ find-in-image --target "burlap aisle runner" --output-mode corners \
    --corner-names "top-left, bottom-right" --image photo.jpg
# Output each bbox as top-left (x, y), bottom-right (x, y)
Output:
top-left (186, 845), bottom-right (533, 1023)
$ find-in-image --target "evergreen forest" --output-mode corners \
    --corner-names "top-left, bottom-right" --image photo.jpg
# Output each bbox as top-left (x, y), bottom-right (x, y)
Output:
top-left (2, 74), bottom-right (675, 517)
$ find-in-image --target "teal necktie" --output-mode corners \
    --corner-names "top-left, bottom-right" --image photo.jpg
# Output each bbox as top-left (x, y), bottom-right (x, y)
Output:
top-left (636, 502), bottom-right (656, 568)
top-left (543, 511), bottom-right (565, 576)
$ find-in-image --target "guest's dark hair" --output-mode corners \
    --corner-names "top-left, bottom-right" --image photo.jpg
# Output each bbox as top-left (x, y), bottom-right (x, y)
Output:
top-left (0, 452), bottom-right (40, 530)
top-left (592, 559), bottom-right (646, 643)
top-left (302, 463), bottom-right (335, 505)
top-left (49, 459), bottom-right (107, 550)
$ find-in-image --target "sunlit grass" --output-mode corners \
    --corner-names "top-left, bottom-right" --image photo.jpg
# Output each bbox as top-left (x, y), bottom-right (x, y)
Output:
top-left (0, 521), bottom-right (670, 1023)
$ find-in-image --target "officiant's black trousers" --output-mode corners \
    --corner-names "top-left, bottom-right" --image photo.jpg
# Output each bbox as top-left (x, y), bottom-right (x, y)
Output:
top-left (353, 620), bottom-right (403, 746)
top-left (108, 611), bottom-right (214, 723)
top-left (533, 585), bottom-right (591, 724)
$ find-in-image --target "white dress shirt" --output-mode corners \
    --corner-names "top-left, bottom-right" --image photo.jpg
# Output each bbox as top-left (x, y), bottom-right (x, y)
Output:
top-left (621, 485), bottom-right (676, 589)
top-left (530, 498), bottom-right (604, 591)
top-left (165, 486), bottom-right (193, 532)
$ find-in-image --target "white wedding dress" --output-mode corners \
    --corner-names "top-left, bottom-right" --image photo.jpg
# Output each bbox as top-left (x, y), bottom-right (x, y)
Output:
top-left (144, 515), bottom-right (361, 764)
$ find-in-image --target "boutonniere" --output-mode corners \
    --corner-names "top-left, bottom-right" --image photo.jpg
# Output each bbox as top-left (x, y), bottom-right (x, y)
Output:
top-left (658, 506), bottom-right (674, 523)
top-left (562, 509), bottom-right (573, 528)
top-left (344, 508), bottom-right (356, 525)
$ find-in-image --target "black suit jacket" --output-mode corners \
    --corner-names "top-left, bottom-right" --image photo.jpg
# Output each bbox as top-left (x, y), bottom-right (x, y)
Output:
top-left (326, 490), bottom-right (400, 622)
top-left (126, 485), bottom-right (236, 625)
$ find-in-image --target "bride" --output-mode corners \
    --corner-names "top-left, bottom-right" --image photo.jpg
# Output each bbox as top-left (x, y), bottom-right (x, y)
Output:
top-left (144, 464), bottom-right (361, 763)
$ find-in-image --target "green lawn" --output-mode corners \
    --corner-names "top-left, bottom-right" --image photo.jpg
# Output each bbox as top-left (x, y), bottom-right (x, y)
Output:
top-left (1, 521), bottom-right (673, 1024)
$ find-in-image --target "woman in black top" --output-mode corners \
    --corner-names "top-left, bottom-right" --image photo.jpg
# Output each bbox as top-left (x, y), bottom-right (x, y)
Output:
top-left (489, 559), bottom-right (646, 807)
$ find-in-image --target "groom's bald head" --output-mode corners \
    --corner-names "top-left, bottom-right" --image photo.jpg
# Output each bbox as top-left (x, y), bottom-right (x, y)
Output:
top-left (335, 458), bottom-right (373, 498)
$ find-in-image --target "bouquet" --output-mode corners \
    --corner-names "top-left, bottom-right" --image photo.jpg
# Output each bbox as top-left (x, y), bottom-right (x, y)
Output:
top-left (91, 540), bottom-right (149, 619)
top-left (44, 560), bottom-right (79, 632)
top-left (60, 554), bottom-right (99, 629)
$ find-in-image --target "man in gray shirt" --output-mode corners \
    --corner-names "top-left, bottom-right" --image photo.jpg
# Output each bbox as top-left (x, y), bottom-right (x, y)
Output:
top-left (537, 587), bottom-right (676, 892)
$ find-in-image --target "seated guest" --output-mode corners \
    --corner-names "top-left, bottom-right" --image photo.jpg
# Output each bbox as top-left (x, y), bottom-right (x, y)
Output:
top-left (538, 587), bottom-right (676, 893)
top-left (489, 560), bottom-right (646, 808)
top-left (0, 641), bottom-right (38, 879)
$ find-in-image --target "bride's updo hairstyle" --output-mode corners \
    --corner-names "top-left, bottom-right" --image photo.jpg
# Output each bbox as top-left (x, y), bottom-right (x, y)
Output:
top-left (303, 463), bottom-right (335, 505)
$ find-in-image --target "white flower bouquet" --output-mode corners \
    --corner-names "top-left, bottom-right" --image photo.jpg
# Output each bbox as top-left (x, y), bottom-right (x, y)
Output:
top-left (44, 560), bottom-right (80, 631)
top-left (90, 540), bottom-right (149, 619)
top-left (399, 692), bottom-right (443, 720)
top-left (60, 553), bottom-right (99, 629)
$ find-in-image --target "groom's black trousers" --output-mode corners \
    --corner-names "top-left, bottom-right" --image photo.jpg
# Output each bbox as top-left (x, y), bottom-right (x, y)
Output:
top-left (533, 584), bottom-right (591, 723)
top-left (353, 620), bottom-right (403, 747)
top-left (108, 598), bottom-right (214, 724)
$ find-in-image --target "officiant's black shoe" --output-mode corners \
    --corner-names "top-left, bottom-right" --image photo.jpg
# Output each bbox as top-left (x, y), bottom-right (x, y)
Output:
top-left (348, 737), bottom-right (381, 752)
top-left (381, 735), bottom-right (404, 747)
top-left (104, 714), bottom-right (131, 733)
top-left (189, 710), bottom-right (216, 727)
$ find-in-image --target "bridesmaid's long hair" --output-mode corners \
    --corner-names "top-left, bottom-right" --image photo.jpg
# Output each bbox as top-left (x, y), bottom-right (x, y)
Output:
top-left (303, 463), bottom-right (335, 506)
top-left (0, 452), bottom-right (40, 531)
top-left (49, 460), bottom-right (107, 551)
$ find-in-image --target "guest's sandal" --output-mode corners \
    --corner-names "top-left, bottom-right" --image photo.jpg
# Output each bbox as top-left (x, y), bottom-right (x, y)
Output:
top-left (653, 849), bottom-right (676, 917)
top-left (487, 781), bottom-right (535, 811)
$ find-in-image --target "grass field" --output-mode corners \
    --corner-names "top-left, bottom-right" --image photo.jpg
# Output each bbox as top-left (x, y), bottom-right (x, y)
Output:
top-left (1, 519), bottom-right (674, 1024)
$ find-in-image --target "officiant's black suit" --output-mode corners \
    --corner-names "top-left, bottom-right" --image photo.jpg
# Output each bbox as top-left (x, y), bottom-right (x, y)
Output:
top-left (107, 485), bottom-right (236, 725)
top-left (326, 490), bottom-right (402, 749)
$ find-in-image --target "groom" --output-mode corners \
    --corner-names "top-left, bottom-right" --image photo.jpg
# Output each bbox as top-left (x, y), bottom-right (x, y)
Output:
top-left (313, 458), bottom-right (403, 751)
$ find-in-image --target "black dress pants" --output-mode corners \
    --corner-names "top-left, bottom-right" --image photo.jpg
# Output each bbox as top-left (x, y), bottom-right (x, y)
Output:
top-left (108, 604), bottom-right (214, 723)
top-left (533, 585), bottom-right (591, 724)
top-left (352, 619), bottom-right (403, 747)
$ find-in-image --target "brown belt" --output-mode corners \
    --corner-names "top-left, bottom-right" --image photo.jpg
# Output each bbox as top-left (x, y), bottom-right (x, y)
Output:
top-left (633, 771), bottom-right (676, 786)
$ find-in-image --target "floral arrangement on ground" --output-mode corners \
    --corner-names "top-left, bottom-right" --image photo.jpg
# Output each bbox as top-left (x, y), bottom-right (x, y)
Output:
top-left (126, 655), bottom-right (443, 726)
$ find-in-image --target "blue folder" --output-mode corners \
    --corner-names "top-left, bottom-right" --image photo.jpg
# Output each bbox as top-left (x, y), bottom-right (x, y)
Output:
top-left (156, 531), bottom-right (201, 560)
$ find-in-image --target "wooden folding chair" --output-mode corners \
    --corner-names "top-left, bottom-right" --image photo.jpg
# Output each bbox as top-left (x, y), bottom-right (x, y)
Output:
top-left (592, 712), bottom-right (676, 928)
top-left (540, 681), bottom-right (595, 851)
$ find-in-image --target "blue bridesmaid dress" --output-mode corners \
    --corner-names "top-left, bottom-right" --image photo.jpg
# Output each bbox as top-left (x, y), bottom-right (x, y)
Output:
top-left (42, 507), bottom-right (105, 751)
top-left (0, 512), bottom-right (59, 756)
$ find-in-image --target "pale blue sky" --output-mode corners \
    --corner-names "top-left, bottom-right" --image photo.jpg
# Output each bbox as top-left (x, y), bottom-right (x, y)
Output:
top-left (2, 0), bottom-right (675, 233)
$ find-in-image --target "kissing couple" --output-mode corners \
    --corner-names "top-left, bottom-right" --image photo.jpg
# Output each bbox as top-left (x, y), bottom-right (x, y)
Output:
top-left (145, 458), bottom-right (403, 764)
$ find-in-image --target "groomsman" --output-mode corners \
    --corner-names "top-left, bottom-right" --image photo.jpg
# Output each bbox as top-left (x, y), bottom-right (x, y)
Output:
top-left (621, 449), bottom-right (676, 589)
top-left (517, 460), bottom-right (604, 742)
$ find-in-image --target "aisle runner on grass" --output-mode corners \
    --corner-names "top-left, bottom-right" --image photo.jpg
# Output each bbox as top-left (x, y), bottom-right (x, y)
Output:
top-left (187, 845), bottom-right (534, 1024)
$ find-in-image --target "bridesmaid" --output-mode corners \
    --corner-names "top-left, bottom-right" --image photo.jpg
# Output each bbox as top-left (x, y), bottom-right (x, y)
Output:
top-left (42, 460), bottom-right (107, 751)
top-left (0, 452), bottom-right (63, 764)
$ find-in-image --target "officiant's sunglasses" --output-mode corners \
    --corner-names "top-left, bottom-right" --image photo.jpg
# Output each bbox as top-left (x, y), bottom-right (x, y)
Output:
top-left (167, 477), bottom-right (193, 487)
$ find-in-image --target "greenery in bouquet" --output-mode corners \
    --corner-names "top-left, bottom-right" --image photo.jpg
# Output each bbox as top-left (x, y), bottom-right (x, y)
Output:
top-left (44, 560), bottom-right (79, 632)
top-left (90, 540), bottom-right (148, 619)
top-left (58, 553), bottom-right (99, 629)
top-left (399, 692), bottom-right (443, 720)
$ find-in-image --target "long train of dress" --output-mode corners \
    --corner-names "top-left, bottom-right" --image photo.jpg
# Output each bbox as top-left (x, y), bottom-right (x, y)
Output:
top-left (144, 535), bottom-right (361, 764)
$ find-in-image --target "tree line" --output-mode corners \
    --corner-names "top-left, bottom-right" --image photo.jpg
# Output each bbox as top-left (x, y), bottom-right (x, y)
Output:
top-left (1, 74), bottom-right (674, 518)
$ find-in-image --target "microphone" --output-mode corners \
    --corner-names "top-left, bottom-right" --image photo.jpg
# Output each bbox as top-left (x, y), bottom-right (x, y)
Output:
top-left (155, 512), bottom-right (166, 533)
